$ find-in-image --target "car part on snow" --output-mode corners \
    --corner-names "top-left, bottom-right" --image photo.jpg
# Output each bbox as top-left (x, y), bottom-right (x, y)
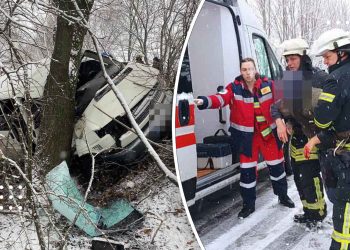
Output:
top-left (45, 161), bottom-right (142, 237)
top-left (91, 237), bottom-right (125, 250)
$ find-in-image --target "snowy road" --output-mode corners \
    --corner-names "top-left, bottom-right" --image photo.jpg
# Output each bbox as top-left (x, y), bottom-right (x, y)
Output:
top-left (193, 170), bottom-right (334, 250)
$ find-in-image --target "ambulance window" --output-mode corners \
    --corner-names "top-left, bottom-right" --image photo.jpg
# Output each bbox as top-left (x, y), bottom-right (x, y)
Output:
top-left (252, 35), bottom-right (272, 78)
top-left (266, 42), bottom-right (283, 79)
top-left (177, 48), bottom-right (193, 94)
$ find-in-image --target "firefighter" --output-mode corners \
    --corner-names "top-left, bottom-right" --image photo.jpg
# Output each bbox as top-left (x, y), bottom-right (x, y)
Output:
top-left (272, 38), bottom-right (327, 226)
top-left (194, 58), bottom-right (295, 219)
top-left (303, 28), bottom-right (350, 249)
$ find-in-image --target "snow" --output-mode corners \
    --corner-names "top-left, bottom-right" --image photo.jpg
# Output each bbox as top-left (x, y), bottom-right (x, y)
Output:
top-left (0, 180), bottom-right (200, 250)
top-left (133, 181), bottom-right (201, 250)
top-left (199, 176), bottom-right (334, 250)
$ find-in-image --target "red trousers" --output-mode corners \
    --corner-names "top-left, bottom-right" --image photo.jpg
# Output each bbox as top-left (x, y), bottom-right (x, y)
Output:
top-left (239, 131), bottom-right (287, 207)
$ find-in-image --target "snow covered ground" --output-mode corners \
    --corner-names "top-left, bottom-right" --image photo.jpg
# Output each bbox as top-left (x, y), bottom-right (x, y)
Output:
top-left (193, 173), bottom-right (334, 250)
top-left (0, 181), bottom-right (200, 250)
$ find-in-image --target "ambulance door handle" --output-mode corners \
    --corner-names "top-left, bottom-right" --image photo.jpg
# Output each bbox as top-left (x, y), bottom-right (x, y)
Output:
top-left (217, 86), bottom-right (226, 124)
top-left (178, 99), bottom-right (190, 126)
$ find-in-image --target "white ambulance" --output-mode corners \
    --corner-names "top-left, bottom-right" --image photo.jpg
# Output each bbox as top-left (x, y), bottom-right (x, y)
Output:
top-left (174, 0), bottom-right (284, 208)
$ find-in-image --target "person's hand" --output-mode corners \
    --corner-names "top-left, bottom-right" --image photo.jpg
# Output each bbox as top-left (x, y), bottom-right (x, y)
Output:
top-left (303, 136), bottom-right (320, 159)
top-left (276, 118), bottom-right (288, 143)
top-left (193, 98), bottom-right (203, 106)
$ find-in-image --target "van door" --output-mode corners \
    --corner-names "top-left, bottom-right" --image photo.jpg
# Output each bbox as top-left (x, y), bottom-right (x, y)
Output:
top-left (246, 27), bottom-right (283, 80)
top-left (188, 0), bottom-right (241, 143)
top-left (175, 49), bottom-right (197, 207)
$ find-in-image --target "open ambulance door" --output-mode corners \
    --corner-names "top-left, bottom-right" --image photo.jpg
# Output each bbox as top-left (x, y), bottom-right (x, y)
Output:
top-left (175, 49), bottom-right (197, 207)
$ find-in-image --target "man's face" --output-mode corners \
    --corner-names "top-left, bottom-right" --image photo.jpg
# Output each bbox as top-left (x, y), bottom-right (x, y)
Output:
top-left (322, 51), bottom-right (338, 67)
top-left (285, 55), bottom-right (301, 71)
top-left (240, 61), bottom-right (256, 82)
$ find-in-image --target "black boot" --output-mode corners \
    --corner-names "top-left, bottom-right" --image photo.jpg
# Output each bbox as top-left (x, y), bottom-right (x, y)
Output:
top-left (238, 204), bottom-right (255, 219)
top-left (279, 195), bottom-right (295, 208)
top-left (294, 213), bottom-right (310, 223)
top-left (294, 211), bottom-right (326, 224)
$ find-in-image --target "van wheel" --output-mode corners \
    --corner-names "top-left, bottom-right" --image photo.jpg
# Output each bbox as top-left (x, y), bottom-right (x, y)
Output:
top-left (189, 199), bottom-right (204, 216)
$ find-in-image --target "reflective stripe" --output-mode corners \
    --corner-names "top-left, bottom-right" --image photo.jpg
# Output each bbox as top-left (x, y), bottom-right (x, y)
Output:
top-left (319, 92), bottom-right (335, 103)
top-left (234, 94), bottom-right (254, 103)
top-left (259, 93), bottom-right (273, 103)
top-left (292, 154), bottom-right (319, 161)
top-left (265, 157), bottom-right (284, 166)
top-left (301, 198), bottom-right (325, 210)
top-left (336, 141), bottom-right (350, 151)
top-left (270, 172), bottom-right (286, 181)
top-left (314, 118), bottom-right (332, 129)
top-left (231, 122), bottom-right (254, 132)
top-left (240, 181), bottom-right (257, 188)
top-left (343, 203), bottom-right (350, 235)
top-left (256, 116), bottom-right (266, 122)
top-left (240, 161), bottom-right (257, 168)
top-left (207, 97), bottom-right (212, 108)
top-left (261, 127), bottom-right (272, 137)
top-left (314, 177), bottom-right (325, 216)
top-left (254, 102), bottom-right (260, 108)
top-left (291, 145), bottom-right (318, 161)
top-left (332, 230), bottom-right (350, 247)
top-left (291, 145), bottom-right (318, 154)
top-left (333, 205), bottom-right (350, 250)
top-left (216, 95), bottom-right (225, 107)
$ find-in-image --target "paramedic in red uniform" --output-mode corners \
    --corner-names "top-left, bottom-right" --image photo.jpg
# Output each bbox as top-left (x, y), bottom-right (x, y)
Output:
top-left (194, 58), bottom-right (295, 218)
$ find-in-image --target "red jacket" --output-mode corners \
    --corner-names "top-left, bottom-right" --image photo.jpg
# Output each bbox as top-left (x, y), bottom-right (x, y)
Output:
top-left (198, 75), bottom-right (282, 157)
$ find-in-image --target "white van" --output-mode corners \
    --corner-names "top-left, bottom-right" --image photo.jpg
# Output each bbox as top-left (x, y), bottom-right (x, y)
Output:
top-left (175, 0), bottom-right (284, 208)
top-left (0, 51), bottom-right (170, 164)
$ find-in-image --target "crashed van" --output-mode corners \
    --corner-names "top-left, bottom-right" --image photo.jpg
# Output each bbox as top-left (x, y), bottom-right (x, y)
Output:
top-left (0, 50), bottom-right (170, 163)
top-left (175, 0), bottom-right (285, 208)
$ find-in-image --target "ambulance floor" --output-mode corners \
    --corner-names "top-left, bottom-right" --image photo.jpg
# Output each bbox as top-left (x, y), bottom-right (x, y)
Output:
top-left (193, 172), bottom-right (333, 250)
top-left (197, 168), bottom-right (217, 178)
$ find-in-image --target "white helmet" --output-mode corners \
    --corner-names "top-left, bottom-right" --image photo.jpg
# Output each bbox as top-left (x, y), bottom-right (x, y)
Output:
top-left (280, 38), bottom-right (309, 56)
top-left (312, 28), bottom-right (350, 56)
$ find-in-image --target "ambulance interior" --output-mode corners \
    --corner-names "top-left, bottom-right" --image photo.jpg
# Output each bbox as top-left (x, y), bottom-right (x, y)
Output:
top-left (188, 1), bottom-right (283, 183)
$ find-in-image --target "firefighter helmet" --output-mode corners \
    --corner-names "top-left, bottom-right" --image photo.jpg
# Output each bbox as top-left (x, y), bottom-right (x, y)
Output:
top-left (281, 38), bottom-right (309, 56)
top-left (312, 28), bottom-right (350, 56)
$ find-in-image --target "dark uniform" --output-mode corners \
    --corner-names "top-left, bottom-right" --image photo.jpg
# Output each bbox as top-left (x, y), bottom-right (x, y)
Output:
top-left (272, 55), bottom-right (327, 224)
top-left (313, 56), bottom-right (350, 249)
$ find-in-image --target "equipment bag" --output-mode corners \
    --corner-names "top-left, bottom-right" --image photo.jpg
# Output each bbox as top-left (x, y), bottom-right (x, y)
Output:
top-left (197, 143), bottom-right (232, 169)
top-left (203, 129), bottom-right (239, 163)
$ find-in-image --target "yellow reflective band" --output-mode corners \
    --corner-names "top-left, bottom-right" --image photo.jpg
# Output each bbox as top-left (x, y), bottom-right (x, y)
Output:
top-left (343, 203), bottom-right (350, 235)
top-left (337, 203), bottom-right (350, 249)
top-left (332, 230), bottom-right (350, 248)
top-left (314, 118), bottom-right (332, 129)
top-left (290, 145), bottom-right (318, 161)
top-left (291, 145), bottom-right (318, 154)
top-left (261, 127), bottom-right (272, 137)
top-left (336, 142), bottom-right (350, 151)
top-left (301, 198), bottom-right (325, 210)
top-left (314, 177), bottom-right (325, 216)
top-left (291, 152), bottom-right (318, 161)
top-left (319, 92), bottom-right (335, 103)
top-left (254, 102), bottom-right (260, 108)
top-left (256, 116), bottom-right (266, 122)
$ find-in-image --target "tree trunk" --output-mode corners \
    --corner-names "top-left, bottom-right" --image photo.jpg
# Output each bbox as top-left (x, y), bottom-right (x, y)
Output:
top-left (36, 0), bottom-right (94, 173)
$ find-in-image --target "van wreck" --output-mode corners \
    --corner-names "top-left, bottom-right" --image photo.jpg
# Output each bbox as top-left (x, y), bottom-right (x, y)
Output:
top-left (0, 50), bottom-right (171, 164)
